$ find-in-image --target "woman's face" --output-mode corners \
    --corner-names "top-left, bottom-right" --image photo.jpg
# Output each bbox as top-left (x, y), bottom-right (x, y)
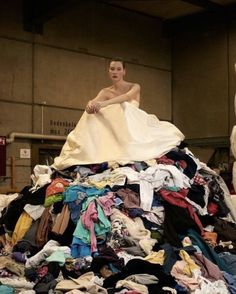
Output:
top-left (108, 61), bottom-right (126, 82)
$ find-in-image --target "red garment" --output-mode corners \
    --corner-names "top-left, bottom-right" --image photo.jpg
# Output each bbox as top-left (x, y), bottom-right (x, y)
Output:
top-left (207, 202), bottom-right (218, 215)
top-left (46, 178), bottom-right (69, 197)
top-left (159, 188), bottom-right (204, 235)
top-left (178, 160), bottom-right (187, 170)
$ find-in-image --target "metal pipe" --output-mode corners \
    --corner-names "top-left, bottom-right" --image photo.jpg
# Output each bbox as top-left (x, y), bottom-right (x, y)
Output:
top-left (41, 101), bottom-right (47, 135)
top-left (6, 132), bottom-right (67, 144)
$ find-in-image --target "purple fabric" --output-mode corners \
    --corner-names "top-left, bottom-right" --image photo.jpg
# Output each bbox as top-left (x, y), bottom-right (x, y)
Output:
top-left (12, 252), bottom-right (26, 263)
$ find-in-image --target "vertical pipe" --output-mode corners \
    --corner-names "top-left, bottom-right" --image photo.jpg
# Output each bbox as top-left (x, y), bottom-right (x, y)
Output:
top-left (11, 156), bottom-right (16, 190)
top-left (41, 101), bottom-right (46, 143)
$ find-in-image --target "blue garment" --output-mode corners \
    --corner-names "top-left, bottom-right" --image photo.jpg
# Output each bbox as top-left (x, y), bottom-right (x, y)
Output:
top-left (71, 236), bottom-right (106, 258)
top-left (151, 194), bottom-right (163, 207)
top-left (187, 229), bottom-right (228, 272)
top-left (114, 197), bottom-right (123, 207)
top-left (74, 166), bottom-right (94, 177)
top-left (109, 263), bottom-right (120, 274)
top-left (218, 252), bottom-right (236, 275)
top-left (71, 237), bottom-right (91, 258)
top-left (0, 285), bottom-right (14, 294)
top-left (175, 284), bottom-right (188, 294)
top-left (223, 271), bottom-right (236, 294)
top-left (128, 208), bottom-right (144, 218)
top-left (161, 243), bottom-right (177, 274)
top-left (63, 186), bottom-right (109, 203)
top-left (67, 191), bottom-right (87, 223)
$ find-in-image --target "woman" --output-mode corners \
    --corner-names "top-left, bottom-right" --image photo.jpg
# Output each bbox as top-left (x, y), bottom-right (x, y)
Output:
top-left (52, 58), bottom-right (184, 170)
top-left (85, 58), bottom-right (140, 114)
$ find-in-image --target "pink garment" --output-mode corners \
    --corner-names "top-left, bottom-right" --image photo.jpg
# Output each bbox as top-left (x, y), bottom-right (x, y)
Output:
top-left (193, 173), bottom-right (207, 186)
top-left (96, 192), bottom-right (115, 216)
top-left (81, 201), bottom-right (98, 252)
top-left (192, 252), bottom-right (224, 282)
top-left (171, 260), bottom-right (199, 291)
top-left (159, 189), bottom-right (204, 235)
top-left (156, 156), bottom-right (175, 165)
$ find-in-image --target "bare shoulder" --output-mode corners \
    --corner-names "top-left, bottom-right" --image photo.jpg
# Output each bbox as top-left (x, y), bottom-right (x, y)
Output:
top-left (128, 82), bottom-right (141, 91)
top-left (126, 81), bottom-right (140, 87)
top-left (103, 86), bottom-right (113, 92)
top-left (97, 86), bottom-right (115, 99)
top-left (92, 87), bottom-right (111, 101)
top-left (102, 86), bottom-right (114, 96)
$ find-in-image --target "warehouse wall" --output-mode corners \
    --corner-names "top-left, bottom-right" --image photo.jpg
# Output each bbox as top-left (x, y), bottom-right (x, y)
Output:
top-left (172, 18), bottom-right (236, 174)
top-left (1, 1), bottom-right (236, 192)
top-left (172, 20), bottom-right (236, 140)
top-left (0, 0), bottom-right (171, 190)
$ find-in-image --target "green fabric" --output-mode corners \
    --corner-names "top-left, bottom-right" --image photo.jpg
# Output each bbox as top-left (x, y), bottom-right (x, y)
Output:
top-left (46, 250), bottom-right (70, 266)
top-left (44, 194), bottom-right (63, 207)
top-left (164, 186), bottom-right (180, 192)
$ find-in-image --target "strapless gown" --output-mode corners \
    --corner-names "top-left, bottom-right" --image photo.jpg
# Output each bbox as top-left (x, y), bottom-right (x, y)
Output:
top-left (52, 101), bottom-right (184, 170)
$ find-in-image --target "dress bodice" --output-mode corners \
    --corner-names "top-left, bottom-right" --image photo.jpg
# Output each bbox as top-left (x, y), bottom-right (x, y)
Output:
top-left (129, 99), bottom-right (140, 108)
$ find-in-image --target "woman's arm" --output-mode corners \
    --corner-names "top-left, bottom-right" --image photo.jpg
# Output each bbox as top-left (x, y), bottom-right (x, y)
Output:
top-left (86, 83), bottom-right (140, 113)
top-left (86, 89), bottom-right (107, 113)
top-left (101, 83), bottom-right (140, 108)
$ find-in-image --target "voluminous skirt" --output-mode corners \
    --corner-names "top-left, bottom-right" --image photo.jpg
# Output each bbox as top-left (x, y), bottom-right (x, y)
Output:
top-left (52, 102), bottom-right (185, 170)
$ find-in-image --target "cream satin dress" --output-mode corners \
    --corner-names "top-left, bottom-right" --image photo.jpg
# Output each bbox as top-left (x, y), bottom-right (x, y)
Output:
top-left (52, 100), bottom-right (184, 170)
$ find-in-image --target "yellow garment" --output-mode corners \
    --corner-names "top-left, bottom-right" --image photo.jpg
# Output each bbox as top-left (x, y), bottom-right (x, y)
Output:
top-left (87, 180), bottom-right (110, 189)
top-left (144, 250), bottom-right (165, 265)
top-left (12, 211), bottom-right (33, 245)
top-left (85, 170), bottom-right (126, 189)
top-left (56, 272), bottom-right (107, 293)
top-left (53, 102), bottom-right (184, 170)
top-left (0, 256), bottom-right (24, 276)
top-left (182, 236), bottom-right (192, 247)
top-left (230, 125), bottom-right (236, 159)
top-left (179, 250), bottom-right (200, 276)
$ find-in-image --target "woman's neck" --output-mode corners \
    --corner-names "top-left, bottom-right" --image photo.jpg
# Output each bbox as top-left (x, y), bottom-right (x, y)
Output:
top-left (112, 80), bottom-right (127, 90)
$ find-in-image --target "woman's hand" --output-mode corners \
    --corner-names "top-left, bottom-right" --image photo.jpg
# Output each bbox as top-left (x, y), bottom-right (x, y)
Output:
top-left (85, 101), bottom-right (95, 114)
top-left (85, 101), bottom-right (103, 113)
top-left (92, 101), bottom-right (102, 113)
top-left (86, 100), bottom-right (108, 114)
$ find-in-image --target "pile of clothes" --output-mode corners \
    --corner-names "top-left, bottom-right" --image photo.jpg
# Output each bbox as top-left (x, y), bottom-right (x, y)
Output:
top-left (0, 146), bottom-right (236, 294)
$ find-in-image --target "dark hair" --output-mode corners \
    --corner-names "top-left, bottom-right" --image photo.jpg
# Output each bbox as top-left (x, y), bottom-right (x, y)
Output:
top-left (109, 57), bottom-right (126, 69)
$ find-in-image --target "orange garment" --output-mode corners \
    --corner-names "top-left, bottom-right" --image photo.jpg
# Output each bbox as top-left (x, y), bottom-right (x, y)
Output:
top-left (52, 204), bottom-right (70, 235)
top-left (36, 207), bottom-right (53, 248)
top-left (203, 232), bottom-right (218, 247)
top-left (46, 178), bottom-right (69, 197)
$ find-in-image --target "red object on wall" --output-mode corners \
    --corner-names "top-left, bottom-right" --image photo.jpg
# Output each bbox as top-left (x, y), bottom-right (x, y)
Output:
top-left (0, 137), bottom-right (6, 177)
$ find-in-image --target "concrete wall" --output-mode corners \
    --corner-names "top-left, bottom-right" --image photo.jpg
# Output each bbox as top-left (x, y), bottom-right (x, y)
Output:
top-left (2, 1), bottom-right (236, 191)
top-left (172, 21), bottom-right (234, 140)
top-left (172, 19), bottom-right (236, 170)
top-left (0, 0), bottom-right (171, 191)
